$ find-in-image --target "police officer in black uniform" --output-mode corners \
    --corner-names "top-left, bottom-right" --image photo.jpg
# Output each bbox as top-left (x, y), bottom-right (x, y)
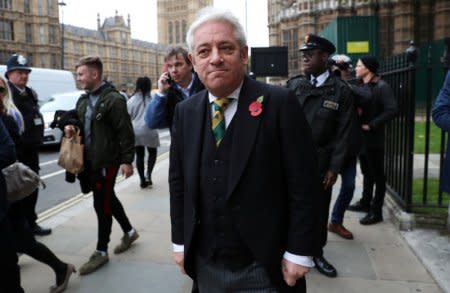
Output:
top-left (5, 54), bottom-right (51, 236)
top-left (287, 34), bottom-right (354, 278)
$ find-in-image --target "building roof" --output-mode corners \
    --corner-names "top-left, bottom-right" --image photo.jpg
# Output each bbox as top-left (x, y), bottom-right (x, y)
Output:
top-left (102, 15), bottom-right (127, 29)
top-left (132, 39), bottom-right (169, 50)
top-left (64, 24), bottom-right (109, 41)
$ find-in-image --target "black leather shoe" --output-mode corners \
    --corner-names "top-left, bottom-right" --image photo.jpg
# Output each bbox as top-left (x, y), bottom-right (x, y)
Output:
top-left (313, 256), bottom-right (337, 278)
top-left (33, 224), bottom-right (52, 236)
top-left (347, 201), bottom-right (370, 213)
top-left (359, 213), bottom-right (383, 225)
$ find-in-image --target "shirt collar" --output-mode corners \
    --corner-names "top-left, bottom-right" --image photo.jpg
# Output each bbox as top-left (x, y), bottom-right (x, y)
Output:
top-left (175, 73), bottom-right (194, 92)
top-left (311, 70), bottom-right (330, 87)
top-left (208, 81), bottom-right (244, 104)
top-left (10, 83), bottom-right (26, 93)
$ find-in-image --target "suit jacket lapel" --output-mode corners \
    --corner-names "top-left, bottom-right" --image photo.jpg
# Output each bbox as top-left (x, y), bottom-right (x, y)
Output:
top-left (226, 76), bottom-right (264, 200)
top-left (184, 91), bottom-right (208, 206)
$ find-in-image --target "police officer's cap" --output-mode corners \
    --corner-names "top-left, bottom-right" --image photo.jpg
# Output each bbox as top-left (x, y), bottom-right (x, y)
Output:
top-left (5, 54), bottom-right (31, 78)
top-left (299, 34), bottom-right (336, 55)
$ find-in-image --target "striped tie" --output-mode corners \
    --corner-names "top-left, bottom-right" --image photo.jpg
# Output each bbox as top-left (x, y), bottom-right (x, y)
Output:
top-left (212, 97), bottom-right (230, 146)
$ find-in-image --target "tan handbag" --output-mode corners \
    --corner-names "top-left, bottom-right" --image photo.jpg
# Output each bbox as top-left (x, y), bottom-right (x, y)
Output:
top-left (58, 127), bottom-right (84, 174)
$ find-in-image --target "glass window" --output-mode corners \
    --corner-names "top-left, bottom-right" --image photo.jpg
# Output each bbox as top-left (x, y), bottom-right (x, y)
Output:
top-left (0, 0), bottom-right (11, 9)
top-left (282, 30), bottom-right (290, 47)
top-left (49, 25), bottom-right (56, 44)
top-left (25, 23), bottom-right (32, 43)
top-left (121, 49), bottom-right (128, 59)
top-left (182, 20), bottom-right (187, 43)
top-left (175, 21), bottom-right (180, 44)
top-left (47, 0), bottom-right (53, 16)
top-left (74, 42), bottom-right (80, 54)
top-left (39, 25), bottom-right (46, 44)
top-left (292, 28), bottom-right (298, 50)
top-left (51, 54), bottom-right (58, 68)
top-left (110, 47), bottom-right (117, 58)
top-left (168, 22), bottom-right (173, 44)
top-left (24, 0), bottom-right (30, 13)
top-left (0, 20), bottom-right (13, 40)
top-left (38, 0), bottom-right (43, 15)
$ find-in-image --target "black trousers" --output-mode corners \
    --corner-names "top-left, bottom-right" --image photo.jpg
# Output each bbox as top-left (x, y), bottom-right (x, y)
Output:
top-left (17, 146), bottom-right (39, 228)
top-left (314, 186), bottom-right (332, 257)
top-left (135, 146), bottom-right (157, 183)
top-left (88, 163), bottom-right (133, 252)
top-left (0, 216), bottom-right (24, 293)
top-left (359, 148), bottom-right (386, 217)
top-left (9, 203), bottom-right (66, 276)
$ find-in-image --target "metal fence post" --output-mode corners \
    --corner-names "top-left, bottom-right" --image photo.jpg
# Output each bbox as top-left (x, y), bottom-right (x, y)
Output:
top-left (405, 41), bottom-right (417, 212)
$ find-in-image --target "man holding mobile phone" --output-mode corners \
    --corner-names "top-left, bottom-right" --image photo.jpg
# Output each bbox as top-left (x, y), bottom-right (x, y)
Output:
top-left (144, 46), bottom-right (204, 130)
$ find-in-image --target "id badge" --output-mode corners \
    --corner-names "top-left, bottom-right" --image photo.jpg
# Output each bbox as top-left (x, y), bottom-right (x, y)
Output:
top-left (34, 118), bottom-right (43, 126)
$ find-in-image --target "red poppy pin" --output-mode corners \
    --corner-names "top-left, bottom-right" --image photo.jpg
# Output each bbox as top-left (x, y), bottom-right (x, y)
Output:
top-left (249, 96), bottom-right (264, 117)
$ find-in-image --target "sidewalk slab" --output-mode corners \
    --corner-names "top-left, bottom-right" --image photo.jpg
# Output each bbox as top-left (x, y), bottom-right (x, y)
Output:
top-left (18, 156), bottom-right (444, 292)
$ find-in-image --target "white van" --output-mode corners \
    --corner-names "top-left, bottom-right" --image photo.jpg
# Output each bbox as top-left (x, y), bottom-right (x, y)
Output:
top-left (0, 65), bottom-right (78, 105)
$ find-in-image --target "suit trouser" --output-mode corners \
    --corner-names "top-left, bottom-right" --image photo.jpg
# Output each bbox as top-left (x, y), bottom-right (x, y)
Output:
top-left (314, 187), bottom-right (332, 257)
top-left (0, 216), bottom-right (24, 293)
top-left (89, 163), bottom-right (133, 252)
top-left (359, 148), bottom-right (386, 217)
top-left (195, 254), bottom-right (278, 293)
top-left (17, 146), bottom-right (39, 228)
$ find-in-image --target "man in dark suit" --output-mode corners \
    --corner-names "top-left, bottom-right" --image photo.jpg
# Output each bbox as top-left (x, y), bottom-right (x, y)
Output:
top-left (169, 7), bottom-right (319, 292)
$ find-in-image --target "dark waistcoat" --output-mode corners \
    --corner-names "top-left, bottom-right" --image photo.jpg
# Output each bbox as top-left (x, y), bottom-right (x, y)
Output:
top-left (197, 102), bottom-right (252, 269)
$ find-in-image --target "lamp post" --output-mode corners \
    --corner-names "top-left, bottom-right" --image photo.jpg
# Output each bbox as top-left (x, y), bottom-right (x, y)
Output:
top-left (58, 1), bottom-right (66, 69)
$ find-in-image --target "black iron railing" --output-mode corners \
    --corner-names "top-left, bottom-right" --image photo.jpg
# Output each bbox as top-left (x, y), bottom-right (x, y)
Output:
top-left (381, 39), bottom-right (450, 213)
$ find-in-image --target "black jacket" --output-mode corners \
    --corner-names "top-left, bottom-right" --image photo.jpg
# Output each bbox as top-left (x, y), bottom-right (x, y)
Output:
top-left (170, 76), bottom-right (319, 292)
top-left (166, 73), bottom-right (204, 129)
top-left (8, 82), bottom-right (43, 147)
top-left (287, 73), bottom-right (354, 175)
top-left (0, 118), bottom-right (16, 221)
top-left (360, 77), bottom-right (397, 149)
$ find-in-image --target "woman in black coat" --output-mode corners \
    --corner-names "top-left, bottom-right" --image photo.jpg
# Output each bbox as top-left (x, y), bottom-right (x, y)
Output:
top-left (0, 76), bottom-right (76, 293)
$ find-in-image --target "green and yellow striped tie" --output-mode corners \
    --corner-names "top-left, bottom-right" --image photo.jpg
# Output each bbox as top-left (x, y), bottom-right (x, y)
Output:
top-left (212, 97), bottom-right (230, 146)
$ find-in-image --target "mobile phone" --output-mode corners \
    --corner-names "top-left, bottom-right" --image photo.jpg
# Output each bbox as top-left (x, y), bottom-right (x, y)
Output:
top-left (162, 64), bottom-right (173, 85)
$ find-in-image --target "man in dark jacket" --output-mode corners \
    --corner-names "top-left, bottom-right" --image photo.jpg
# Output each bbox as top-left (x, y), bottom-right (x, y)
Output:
top-left (348, 56), bottom-right (397, 225)
top-left (287, 34), bottom-right (354, 278)
top-left (327, 54), bottom-right (372, 240)
top-left (5, 54), bottom-right (51, 236)
top-left (144, 46), bottom-right (204, 130)
top-left (64, 56), bottom-right (138, 275)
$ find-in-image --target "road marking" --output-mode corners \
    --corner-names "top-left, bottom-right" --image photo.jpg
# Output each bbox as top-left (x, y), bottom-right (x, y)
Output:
top-left (41, 169), bottom-right (66, 179)
top-left (37, 151), bottom-right (170, 222)
top-left (40, 159), bottom-right (58, 167)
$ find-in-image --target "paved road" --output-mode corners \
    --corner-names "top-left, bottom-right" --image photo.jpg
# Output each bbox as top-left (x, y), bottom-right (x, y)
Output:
top-left (36, 129), bottom-right (171, 214)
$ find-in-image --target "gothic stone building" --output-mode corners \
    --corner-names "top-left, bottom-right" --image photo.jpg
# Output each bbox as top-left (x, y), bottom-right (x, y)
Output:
top-left (157, 0), bottom-right (213, 46)
top-left (268, 0), bottom-right (450, 77)
top-left (0, 0), bottom-right (167, 92)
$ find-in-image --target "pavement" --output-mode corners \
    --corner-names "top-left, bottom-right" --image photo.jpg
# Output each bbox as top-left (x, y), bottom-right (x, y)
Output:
top-left (19, 152), bottom-right (448, 293)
